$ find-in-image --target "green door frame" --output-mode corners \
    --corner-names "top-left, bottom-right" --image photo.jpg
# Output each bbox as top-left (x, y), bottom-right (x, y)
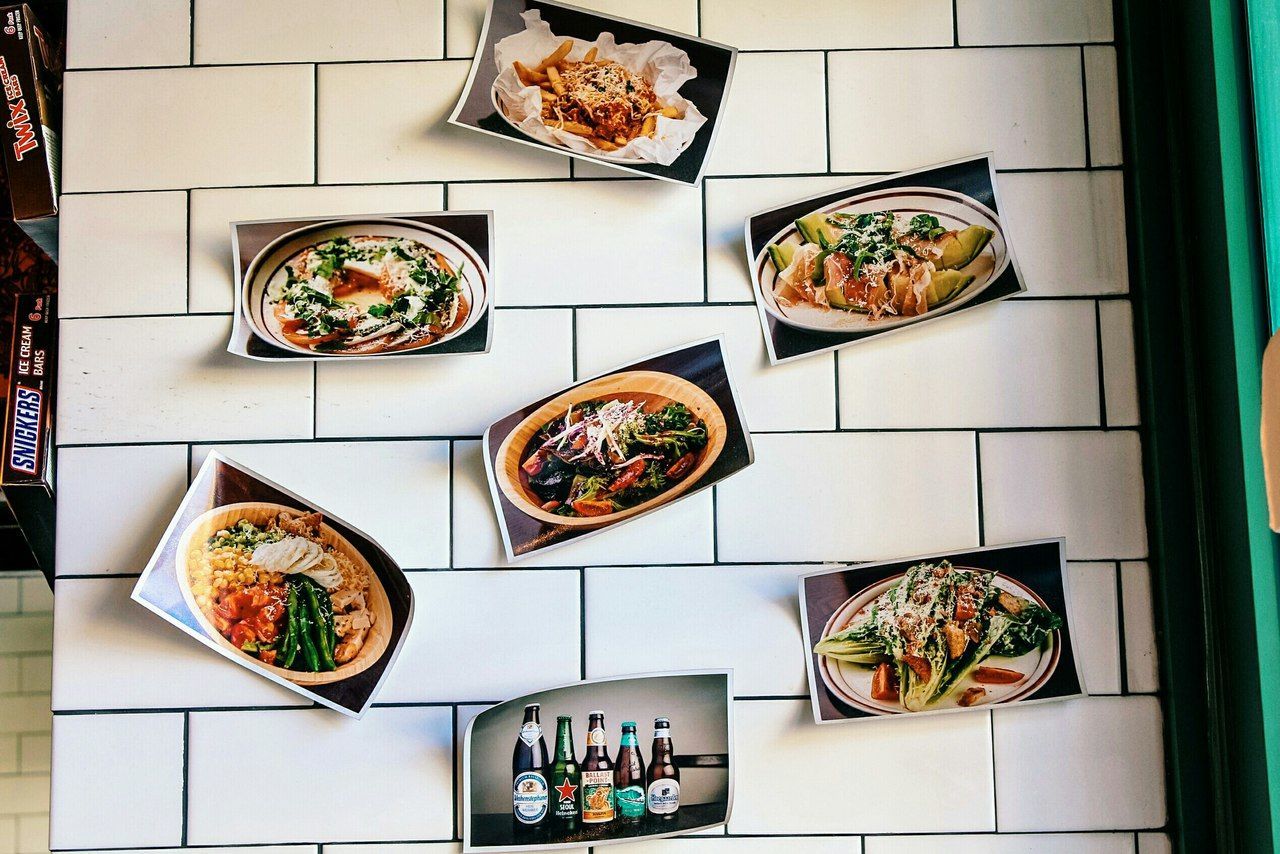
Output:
top-left (1117, 0), bottom-right (1280, 850)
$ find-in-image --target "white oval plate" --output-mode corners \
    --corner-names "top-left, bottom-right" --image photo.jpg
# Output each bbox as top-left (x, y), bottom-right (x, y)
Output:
top-left (754, 187), bottom-right (1010, 334)
top-left (816, 569), bottom-right (1060, 716)
top-left (243, 218), bottom-right (490, 358)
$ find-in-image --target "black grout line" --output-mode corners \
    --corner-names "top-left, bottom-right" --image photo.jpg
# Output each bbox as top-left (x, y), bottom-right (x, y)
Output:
top-left (1115, 560), bottom-right (1131, 695)
top-left (579, 569), bottom-right (587, 680)
top-left (187, 0), bottom-right (195, 64)
top-left (974, 432), bottom-right (986, 546)
top-left (700, 181), bottom-right (710, 301)
top-left (448, 440), bottom-right (456, 569)
top-left (952, 0), bottom-right (960, 46)
top-left (1095, 300), bottom-right (1109, 427)
top-left (1080, 46), bottom-right (1093, 167)
top-left (440, 0), bottom-right (449, 58)
top-left (571, 309), bottom-right (579, 380)
top-left (831, 351), bottom-right (841, 429)
top-left (989, 711), bottom-right (999, 830)
top-left (451, 707), bottom-right (459, 841)
top-left (180, 711), bottom-right (190, 846)
top-left (184, 190), bottom-right (192, 312)
top-left (56, 164), bottom-right (1126, 198)
top-left (58, 293), bottom-right (1136, 323)
top-left (822, 51), bottom-right (832, 173)
top-left (313, 64), bottom-right (320, 185)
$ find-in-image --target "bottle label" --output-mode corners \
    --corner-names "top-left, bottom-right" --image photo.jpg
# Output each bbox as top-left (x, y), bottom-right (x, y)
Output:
top-left (587, 727), bottom-right (607, 746)
top-left (519, 721), bottom-right (542, 746)
top-left (616, 784), bottom-right (645, 818)
top-left (647, 778), bottom-right (680, 815)
top-left (513, 771), bottom-right (548, 824)
top-left (581, 769), bottom-right (615, 822)
top-left (552, 775), bottom-right (579, 819)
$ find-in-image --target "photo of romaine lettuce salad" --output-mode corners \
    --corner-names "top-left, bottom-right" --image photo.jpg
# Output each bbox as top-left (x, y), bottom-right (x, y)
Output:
top-left (814, 560), bottom-right (1062, 713)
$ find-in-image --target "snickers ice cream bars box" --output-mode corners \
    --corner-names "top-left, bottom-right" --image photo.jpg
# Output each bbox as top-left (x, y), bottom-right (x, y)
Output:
top-left (0, 4), bottom-right (59, 260)
top-left (2, 292), bottom-right (54, 581)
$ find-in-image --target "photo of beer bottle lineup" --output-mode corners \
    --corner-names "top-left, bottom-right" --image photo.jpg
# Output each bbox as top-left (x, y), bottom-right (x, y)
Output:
top-left (463, 672), bottom-right (732, 852)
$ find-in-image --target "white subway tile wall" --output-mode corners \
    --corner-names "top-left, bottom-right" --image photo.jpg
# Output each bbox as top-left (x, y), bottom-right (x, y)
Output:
top-left (8, 0), bottom-right (1162, 852)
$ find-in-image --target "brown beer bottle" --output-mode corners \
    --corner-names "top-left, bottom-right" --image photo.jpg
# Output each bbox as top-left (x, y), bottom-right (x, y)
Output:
top-left (646, 716), bottom-right (680, 818)
top-left (580, 710), bottom-right (616, 824)
top-left (512, 703), bottom-right (550, 833)
top-left (613, 721), bottom-right (646, 822)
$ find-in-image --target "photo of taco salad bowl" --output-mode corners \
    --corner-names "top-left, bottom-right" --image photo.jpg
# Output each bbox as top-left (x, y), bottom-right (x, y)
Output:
top-left (493, 371), bottom-right (727, 529)
top-left (176, 502), bottom-right (393, 685)
top-left (242, 218), bottom-right (489, 357)
top-left (755, 187), bottom-right (1010, 335)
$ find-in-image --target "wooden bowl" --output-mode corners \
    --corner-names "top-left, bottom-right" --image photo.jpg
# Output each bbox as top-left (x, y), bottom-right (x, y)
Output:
top-left (175, 502), bottom-right (393, 685)
top-left (493, 371), bottom-right (727, 529)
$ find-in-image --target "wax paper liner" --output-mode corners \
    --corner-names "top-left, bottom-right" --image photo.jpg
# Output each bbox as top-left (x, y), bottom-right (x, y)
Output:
top-left (492, 10), bottom-right (707, 166)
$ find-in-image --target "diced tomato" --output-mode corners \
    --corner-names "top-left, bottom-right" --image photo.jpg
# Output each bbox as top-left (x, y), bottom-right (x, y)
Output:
top-left (259, 649), bottom-right (278, 666)
top-left (973, 666), bottom-right (1024, 684)
top-left (572, 498), bottom-right (615, 517)
top-left (607, 460), bottom-right (647, 492)
top-left (253, 615), bottom-right (279, 643)
top-left (870, 662), bottom-right (899, 702)
top-left (229, 623), bottom-right (256, 649)
top-left (665, 453), bottom-right (695, 481)
top-left (540, 500), bottom-right (561, 512)
top-left (902, 654), bottom-right (932, 682)
top-left (954, 599), bottom-right (976, 622)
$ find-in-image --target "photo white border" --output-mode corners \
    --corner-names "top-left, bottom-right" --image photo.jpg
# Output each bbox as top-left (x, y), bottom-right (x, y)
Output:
top-left (129, 451), bottom-right (416, 719)
top-left (461, 668), bottom-right (735, 853)
top-left (481, 335), bottom-right (755, 562)
top-left (797, 537), bottom-right (1088, 725)
top-left (743, 153), bottom-right (1029, 365)
top-left (448, 0), bottom-right (738, 187)
top-left (228, 209), bottom-right (496, 362)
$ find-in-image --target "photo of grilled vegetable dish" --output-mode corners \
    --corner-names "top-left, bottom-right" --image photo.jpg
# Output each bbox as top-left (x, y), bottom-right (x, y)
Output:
top-left (814, 560), bottom-right (1062, 712)
top-left (187, 510), bottom-right (377, 676)
top-left (519, 396), bottom-right (709, 518)
top-left (768, 211), bottom-right (994, 321)
top-left (268, 235), bottom-right (467, 355)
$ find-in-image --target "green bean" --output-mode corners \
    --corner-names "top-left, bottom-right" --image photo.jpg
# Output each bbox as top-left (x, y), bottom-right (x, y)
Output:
top-left (301, 580), bottom-right (337, 672)
top-left (295, 589), bottom-right (321, 672)
top-left (277, 583), bottom-right (299, 669)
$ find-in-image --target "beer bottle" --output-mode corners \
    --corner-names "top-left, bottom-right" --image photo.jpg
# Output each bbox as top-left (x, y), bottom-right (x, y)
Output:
top-left (646, 716), bottom-right (680, 818)
top-left (614, 721), bottom-right (647, 822)
top-left (548, 715), bottom-right (582, 832)
top-left (580, 710), bottom-right (616, 824)
top-left (512, 703), bottom-right (550, 832)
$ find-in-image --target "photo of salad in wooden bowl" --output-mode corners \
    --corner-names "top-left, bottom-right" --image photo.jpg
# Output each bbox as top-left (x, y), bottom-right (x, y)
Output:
top-left (813, 560), bottom-right (1062, 715)
top-left (493, 371), bottom-right (727, 529)
top-left (754, 188), bottom-right (1009, 334)
top-left (241, 218), bottom-right (489, 357)
top-left (175, 502), bottom-right (393, 685)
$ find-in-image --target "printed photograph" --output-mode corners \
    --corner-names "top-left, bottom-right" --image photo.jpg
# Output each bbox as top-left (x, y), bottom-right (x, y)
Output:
top-left (463, 671), bottom-right (732, 852)
top-left (229, 211), bottom-right (493, 360)
top-left (483, 338), bottom-right (753, 560)
top-left (800, 539), bottom-right (1084, 724)
top-left (450, 0), bottom-right (737, 185)
top-left (131, 452), bottom-right (414, 717)
top-left (745, 154), bottom-right (1027, 364)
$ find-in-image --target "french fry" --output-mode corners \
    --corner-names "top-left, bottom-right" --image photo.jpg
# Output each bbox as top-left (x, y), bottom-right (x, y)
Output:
top-left (641, 115), bottom-right (657, 137)
top-left (660, 106), bottom-right (681, 119)
top-left (546, 65), bottom-right (567, 96)
top-left (554, 120), bottom-right (597, 137)
top-left (583, 46), bottom-right (598, 62)
top-left (614, 135), bottom-right (627, 145)
top-left (592, 136), bottom-right (619, 151)
top-left (537, 39), bottom-right (573, 70)
top-left (514, 61), bottom-right (547, 85)
top-left (540, 89), bottom-right (558, 103)
top-left (538, 80), bottom-right (553, 91)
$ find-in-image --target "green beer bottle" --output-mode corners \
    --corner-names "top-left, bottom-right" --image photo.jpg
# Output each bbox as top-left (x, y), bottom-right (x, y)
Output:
top-left (614, 721), bottom-right (647, 821)
top-left (549, 715), bottom-right (582, 832)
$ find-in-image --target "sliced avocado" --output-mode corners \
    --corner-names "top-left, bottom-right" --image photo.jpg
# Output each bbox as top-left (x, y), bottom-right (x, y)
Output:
top-left (926, 270), bottom-right (974, 306)
top-left (766, 242), bottom-right (795, 273)
top-left (794, 213), bottom-right (843, 248)
top-left (824, 279), bottom-right (850, 309)
top-left (935, 225), bottom-right (994, 270)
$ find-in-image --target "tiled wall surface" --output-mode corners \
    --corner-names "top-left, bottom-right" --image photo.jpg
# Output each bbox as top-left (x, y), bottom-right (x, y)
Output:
top-left (15, 0), bottom-right (1171, 852)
